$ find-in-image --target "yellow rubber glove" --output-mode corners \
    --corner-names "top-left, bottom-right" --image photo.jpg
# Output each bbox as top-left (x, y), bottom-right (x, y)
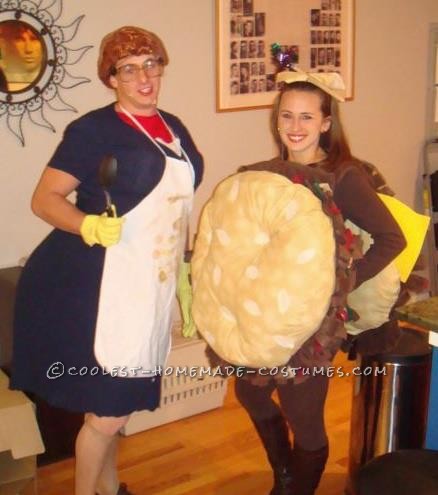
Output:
top-left (80, 206), bottom-right (124, 247)
top-left (176, 260), bottom-right (196, 338)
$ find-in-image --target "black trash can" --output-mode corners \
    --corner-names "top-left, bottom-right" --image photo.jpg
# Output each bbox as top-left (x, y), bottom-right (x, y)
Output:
top-left (346, 327), bottom-right (432, 493)
top-left (354, 449), bottom-right (438, 495)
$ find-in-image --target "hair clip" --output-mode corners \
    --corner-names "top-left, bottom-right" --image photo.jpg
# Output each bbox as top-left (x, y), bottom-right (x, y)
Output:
top-left (271, 41), bottom-right (346, 102)
top-left (271, 42), bottom-right (298, 71)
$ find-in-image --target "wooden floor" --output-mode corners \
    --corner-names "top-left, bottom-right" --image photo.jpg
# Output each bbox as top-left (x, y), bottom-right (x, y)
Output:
top-left (37, 353), bottom-right (354, 495)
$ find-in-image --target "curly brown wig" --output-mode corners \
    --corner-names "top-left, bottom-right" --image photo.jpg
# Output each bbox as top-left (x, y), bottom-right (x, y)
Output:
top-left (97, 26), bottom-right (169, 88)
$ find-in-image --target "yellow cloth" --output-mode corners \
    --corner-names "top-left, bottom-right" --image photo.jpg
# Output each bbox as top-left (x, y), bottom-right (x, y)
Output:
top-left (276, 69), bottom-right (346, 101)
top-left (378, 194), bottom-right (430, 282)
top-left (80, 207), bottom-right (124, 247)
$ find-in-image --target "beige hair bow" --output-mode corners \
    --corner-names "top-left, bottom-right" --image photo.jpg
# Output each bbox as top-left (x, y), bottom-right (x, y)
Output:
top-left (276, 68), bottom-right (346, 102)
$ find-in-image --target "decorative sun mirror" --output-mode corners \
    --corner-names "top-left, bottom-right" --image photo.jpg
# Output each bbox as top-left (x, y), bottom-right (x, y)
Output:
top-left (0, 0), bottom-right (92, 145)
top-left (0, 20), bottom-right (46, 92)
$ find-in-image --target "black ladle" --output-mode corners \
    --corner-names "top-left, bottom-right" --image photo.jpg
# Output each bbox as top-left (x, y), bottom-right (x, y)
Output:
top-left (98, 155), bottom-right (118, 217)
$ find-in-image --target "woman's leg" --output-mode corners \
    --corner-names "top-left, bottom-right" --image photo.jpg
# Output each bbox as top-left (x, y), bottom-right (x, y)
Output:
top-left (235, 377), bottom-right (293, 495)
top-left (95, 431), bottom-right (120, 495)
top-left (75, 413), bottom-right (129, 495)
top-left (277, 374), bottom-right (330, 495)
top-left (277, 374), bottom-right (329, 450)
top-left (235, 376), bottom-right (279, 420)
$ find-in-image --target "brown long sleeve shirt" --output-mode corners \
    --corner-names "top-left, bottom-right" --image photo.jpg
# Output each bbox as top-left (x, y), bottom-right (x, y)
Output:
top-left (332, 165), bottom-right (407, 288)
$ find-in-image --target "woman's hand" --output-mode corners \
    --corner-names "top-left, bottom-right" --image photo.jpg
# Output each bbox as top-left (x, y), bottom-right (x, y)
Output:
top-left (80, 209), bottom-right (124, 247)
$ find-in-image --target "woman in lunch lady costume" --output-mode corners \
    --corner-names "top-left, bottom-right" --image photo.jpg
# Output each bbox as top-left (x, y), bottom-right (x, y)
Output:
top-left (11, 26), bottom-right (203, 495)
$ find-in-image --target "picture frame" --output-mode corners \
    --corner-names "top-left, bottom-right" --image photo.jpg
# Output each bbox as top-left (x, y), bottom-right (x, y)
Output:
top-left (216, 0), bottom-right (355, 112)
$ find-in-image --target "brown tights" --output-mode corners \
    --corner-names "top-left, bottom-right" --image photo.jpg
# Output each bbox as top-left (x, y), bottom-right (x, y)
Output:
top-left (235, 373), bottom-right (329, 450)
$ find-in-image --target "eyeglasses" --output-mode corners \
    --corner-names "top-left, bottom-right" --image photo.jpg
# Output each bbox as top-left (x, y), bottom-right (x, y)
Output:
top-left (111, 58), bottom-right (164, 82)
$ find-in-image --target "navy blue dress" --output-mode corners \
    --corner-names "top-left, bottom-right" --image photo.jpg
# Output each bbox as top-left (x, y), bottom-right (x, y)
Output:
top-left (10, 104), bottom-right (203, 416)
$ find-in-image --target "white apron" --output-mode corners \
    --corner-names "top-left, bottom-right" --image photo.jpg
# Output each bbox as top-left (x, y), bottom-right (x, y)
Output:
top-left (94, 109), bottom-right (194, 377)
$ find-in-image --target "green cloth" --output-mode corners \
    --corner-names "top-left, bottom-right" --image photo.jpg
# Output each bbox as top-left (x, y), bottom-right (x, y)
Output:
top-left (176, 261), bottom-right (196, 337)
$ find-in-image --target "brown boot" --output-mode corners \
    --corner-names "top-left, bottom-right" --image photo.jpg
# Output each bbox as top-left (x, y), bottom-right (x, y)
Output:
top-left (291, 443), bottom-right (329, 495)
top-left (96, 483), bottom-right (133, 495)
top-left (117, 483), bottom-right (134, 495)
top-left (250, 414), bottom-right (294, 495)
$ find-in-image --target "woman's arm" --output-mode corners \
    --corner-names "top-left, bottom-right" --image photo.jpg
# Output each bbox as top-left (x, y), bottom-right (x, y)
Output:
top-left (334, 166), bottom-right (407, 288)
top-left (31, 167), bottom-right (85, 234)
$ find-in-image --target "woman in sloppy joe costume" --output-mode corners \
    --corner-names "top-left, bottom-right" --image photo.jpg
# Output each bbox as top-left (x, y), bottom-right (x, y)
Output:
top-left (232, 68), bottom-right (405, 495)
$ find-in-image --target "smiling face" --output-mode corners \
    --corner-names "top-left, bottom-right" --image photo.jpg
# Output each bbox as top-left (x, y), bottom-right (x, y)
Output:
top-left (277, 89), bottom-right (331, 164)
top-left (109, 54), bottom-right (161, 116)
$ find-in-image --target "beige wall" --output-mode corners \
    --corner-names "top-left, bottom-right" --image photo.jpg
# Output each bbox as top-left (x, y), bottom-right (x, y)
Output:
top-left (1, 0), bottom-right (437, 267)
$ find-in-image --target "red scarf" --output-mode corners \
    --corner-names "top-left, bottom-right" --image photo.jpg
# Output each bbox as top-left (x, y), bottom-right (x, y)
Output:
top-left (117, 112), bottom-right (172, 143)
